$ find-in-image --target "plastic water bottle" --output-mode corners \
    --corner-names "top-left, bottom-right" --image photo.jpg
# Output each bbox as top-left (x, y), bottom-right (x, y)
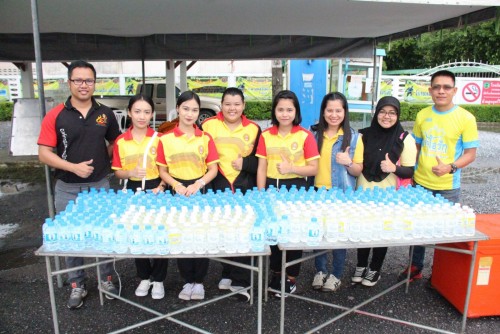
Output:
top-left (143, 224), bottom-right (156, 255)
top-left (155, 225), bottom-right (169, 255)
top-left (337, 210), bottom-right (349, 242)
top-left (306, 217), bottom-right (322, 246)
top-left (129, 224), bottom-right (143, 254)
top-left (100, 222), bottom-right (114, 253)
top-left (206, 221), bottom-right (220, 254)
top-left (193, 223), bottom-right (207, 255)
top-left (223, 219), bottom-right (237, 254)
top-left (71, 221), bottom-right (85, 251)
top-left (168, 223), bottom-right (182, 255)
top-left (57, 220), bottom-right (71, 251)
top-left (277, 215), bottom-right (290, 243)
top-left (42, 218), bottom-right (58, 251)
top-left (464, 206), bottom-right (476, 236)
top-left (265, 217), bottom-right (279, 246)
top-left (236, 220), bottom-right (251, 254)
top-left (250, 222), bottom-right (265, 252)
top-left (324, 215), bottom-right (338, 243)
top-left (113, 223), bottom-right (128, 253)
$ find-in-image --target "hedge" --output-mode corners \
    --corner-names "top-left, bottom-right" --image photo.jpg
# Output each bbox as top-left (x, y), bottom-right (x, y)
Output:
top-left (1, 100), bottom-right (499, 122)
top-left (245, 100), bottom-right (500, 122)
top-left (0, 101), bottom-right (13, 121)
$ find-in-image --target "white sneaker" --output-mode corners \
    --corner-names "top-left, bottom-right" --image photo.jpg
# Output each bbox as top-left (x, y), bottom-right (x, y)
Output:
top-left (312, 271), bottom-right (326, 290)
top-left (151, 281), bottom-right (165, 299)
top-left (322, 274), bottom-right (341, 292)
top-left (218, 278), bottom-right (232, 290)
top-left (229, 285), bottom-right (250, 302)
top-left (135, 279), bottom-right (151, 297)
top-left (191, 283), bottom-right (205, 300)
top-left (179, 283), bottom-right (194, 300)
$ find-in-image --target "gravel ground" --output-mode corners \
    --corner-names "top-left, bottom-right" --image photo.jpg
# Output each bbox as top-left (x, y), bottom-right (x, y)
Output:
top-left (1, 120), bottom-right (499, 334)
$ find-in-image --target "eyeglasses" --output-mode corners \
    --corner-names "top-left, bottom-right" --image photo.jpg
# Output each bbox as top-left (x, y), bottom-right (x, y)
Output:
top-left (430, 85), bottom-right (454, 92)
top-left (70, 79), bottom-right (95, 86)
top-left (379, 111), bottom-right (397, 117)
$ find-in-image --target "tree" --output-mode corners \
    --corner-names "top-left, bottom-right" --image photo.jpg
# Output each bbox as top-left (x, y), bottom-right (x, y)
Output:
top-left (380, 20), bottom-right (500, 70)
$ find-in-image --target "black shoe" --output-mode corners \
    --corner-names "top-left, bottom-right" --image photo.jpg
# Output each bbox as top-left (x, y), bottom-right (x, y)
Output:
top-left (361, 270), bottom-right (380, 287)
top-left (274, 279), bottom-right (297, 298)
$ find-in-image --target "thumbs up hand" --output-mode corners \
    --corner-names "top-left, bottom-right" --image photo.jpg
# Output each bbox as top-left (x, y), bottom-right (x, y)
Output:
top-left (335, 146), bottom-right (352, 167)
top-left (380, 153), bottom-right (396, 173)
top-left (231, 154), bottom-right (243, 171)
top-left (73, 159), bottom-right (94, 178)
top-left (432, 156), bottom-right (450, 177)
top-left (277, 153), bottom-right (293, 175)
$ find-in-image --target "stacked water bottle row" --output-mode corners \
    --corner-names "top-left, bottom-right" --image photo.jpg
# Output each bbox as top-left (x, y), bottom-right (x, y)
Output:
top-left (42, 185), bottom-right (477, 253)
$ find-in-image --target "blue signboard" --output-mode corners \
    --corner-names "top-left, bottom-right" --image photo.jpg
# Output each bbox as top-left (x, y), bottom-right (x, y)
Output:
top-left (289, 60), bottom-right (328, 130)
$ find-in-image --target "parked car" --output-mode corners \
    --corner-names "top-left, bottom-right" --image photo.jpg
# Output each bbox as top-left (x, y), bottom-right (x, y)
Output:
top-left (95, 81), bottom-right (221, 127)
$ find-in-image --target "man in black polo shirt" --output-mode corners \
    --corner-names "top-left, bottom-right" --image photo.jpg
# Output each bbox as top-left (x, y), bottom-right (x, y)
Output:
top-left (38, 60), bottom-right (121, 309)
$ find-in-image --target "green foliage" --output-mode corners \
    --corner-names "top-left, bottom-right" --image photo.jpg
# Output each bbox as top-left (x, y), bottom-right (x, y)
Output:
top-left (398, 102), bottom-right (500, 122)
top-left (245, 101), bottom-right (272, 120)
top-left (0, 102), bottom-right (13, 121)
top-left (381, 21), bottom-right (500, 69)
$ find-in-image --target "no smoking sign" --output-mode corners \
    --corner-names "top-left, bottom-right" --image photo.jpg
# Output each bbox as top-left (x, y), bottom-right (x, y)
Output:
top-left (462, 82), bottom-right (481, 103)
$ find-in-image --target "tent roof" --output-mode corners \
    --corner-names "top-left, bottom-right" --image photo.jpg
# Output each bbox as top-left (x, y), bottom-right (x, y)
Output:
top-left (0, 0), bottom-right (497, 61)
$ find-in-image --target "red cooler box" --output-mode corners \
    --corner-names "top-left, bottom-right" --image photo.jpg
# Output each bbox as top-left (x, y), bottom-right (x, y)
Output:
top-left (432, 214), bottom-right (500, 317)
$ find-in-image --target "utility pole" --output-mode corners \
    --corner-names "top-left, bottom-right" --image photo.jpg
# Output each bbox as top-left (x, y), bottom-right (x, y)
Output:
top-left (272, 60), bottom-right (283, 99)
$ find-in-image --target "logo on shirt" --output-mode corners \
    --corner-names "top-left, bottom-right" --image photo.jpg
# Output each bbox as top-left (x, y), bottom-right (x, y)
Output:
top-left (150, 147), bottom-right (157, 156)
top-left (243, 134), bottom-right (250, 142)
top-left (198, 145), bottom-right (204, 155)
top-left (96, 114), bottom-right (108, 126)
top-left (291, 141), bottom-right (298, 151)
top-left (422, 126), bottom-right (448, 158)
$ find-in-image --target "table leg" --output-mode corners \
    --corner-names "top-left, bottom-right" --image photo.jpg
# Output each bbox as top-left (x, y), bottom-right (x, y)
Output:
top-left (264, 255), bottom-right (269, 302)
top-left (258, 255), bottom-right (263, 334)
top-left (405, 245), bottom-right (414, 293)
top-left (461, 241), bottom-right (478, 333)
top-left (280, 250), bottom-right (286, 334)
top-left (54, 255), bottom-right (63, 288)
top-left (46, 256), bottom-right (60, 334)
top-left (96, 257), bottom-right (103, 306)
top-left (250, 256), bottom-right (255, 305)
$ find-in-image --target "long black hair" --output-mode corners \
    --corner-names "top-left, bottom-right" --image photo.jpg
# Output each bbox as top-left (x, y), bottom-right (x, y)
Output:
top-left (270, 90), bottom-right (302, 126)
top-left (127, 94), bottom-right (155, 113)
top-left (312, 92), bottom-right (351, 152)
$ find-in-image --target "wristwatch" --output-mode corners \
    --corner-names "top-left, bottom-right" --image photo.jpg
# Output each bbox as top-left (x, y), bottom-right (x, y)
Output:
top-left (449, 163), bottom-right (458, 174)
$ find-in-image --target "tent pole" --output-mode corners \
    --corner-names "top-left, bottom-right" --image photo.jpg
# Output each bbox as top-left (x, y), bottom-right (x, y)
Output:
top-left (31, 0), bottom-right (62, 288)
top-left (31, 0), bottom-right (54, 219)
top-left (371, 38), bottom-right (378, 116)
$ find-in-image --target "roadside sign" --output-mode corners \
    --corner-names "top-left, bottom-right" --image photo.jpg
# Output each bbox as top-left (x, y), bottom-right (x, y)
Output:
top-left (462, 82), bottom-right (481, 103)
top-left (481, 81), bottom-right (500, 104)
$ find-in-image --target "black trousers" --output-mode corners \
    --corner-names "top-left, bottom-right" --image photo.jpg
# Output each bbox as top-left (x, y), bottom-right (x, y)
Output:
top-left (356, 247), bottom-right (388, 272)
top-left (220, 257), bottom-right (251, 287)
top-left (177, 258), bottom-right (209, 284)
top-left (269, 246), bottom-right (302, 278)
top-left (136, 258), bottom-right (168, 282)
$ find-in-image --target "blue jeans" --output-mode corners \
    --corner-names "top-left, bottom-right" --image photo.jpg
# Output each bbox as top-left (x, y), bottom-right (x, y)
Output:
top-left (55, 179), bottom-right (115, 285)
top-left (412, 187), bottom-right (461, 270)
top-left (314, 249), bottom-right (347, 278)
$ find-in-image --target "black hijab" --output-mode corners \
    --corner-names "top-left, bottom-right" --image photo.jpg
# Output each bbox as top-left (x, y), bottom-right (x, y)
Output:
top-left (359, 96), bottom-right (406, 182)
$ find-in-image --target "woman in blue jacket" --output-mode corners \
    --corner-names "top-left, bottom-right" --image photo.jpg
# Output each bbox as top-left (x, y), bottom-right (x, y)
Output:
top-left (309, 92), bottom-right (363, 292)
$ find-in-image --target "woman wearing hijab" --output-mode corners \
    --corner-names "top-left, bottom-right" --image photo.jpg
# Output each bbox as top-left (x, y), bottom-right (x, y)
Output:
top-left (351, 96), bottom-right (417, 287)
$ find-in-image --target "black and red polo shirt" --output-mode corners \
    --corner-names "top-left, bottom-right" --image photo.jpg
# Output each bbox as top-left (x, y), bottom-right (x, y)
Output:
top-left (37, 97), bottom-right (121, 183)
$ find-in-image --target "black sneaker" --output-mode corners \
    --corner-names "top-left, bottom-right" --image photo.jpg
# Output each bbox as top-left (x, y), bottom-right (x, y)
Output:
top-left (351, 266), bottom-right (368, 283)
top-left (67, 283), bottom-right (88, 309)
top-left (361, 270), bottom-right (380, 287)
top-left (274, 279), bottom-right (297, 298)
